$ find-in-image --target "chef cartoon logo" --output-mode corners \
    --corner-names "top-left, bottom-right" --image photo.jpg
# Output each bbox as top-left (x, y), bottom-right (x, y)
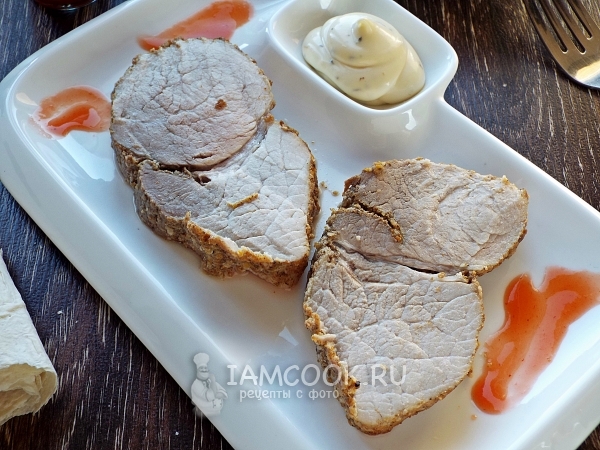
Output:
top-left (191, 352), bottom-right (228, 416)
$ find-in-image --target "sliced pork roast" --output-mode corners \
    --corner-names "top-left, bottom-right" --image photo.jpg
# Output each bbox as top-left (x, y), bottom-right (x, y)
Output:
top-left (342, 159), bottom-right (529, 275)
top-left (111, 38), bottom-right (319, 288)
top-left (304, 158), bottom-right (528, 434)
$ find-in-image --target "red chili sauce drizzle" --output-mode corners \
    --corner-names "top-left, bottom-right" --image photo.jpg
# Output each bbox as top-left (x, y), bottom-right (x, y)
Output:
top-left (33, 86), bottom-right (111, 137)
top-left (472, 267), bottom-right (600, 414)
top-left (138, 0), bottom-right (253, 51)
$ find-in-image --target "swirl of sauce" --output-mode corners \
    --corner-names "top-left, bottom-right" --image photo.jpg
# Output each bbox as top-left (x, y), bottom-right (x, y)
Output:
top-left (32, 86), bottom-right (111, 137)
top-left (302, 13), bottom-right (425, 105)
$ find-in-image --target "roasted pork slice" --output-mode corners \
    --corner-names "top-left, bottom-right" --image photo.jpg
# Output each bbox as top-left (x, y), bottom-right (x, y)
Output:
top-left (111, 38), bottom-right (275, 185)
top-left (342, 159), bottom-right (529, 275)
top-left (304, 244), bottom-right (483, 435)
top-left (136, 117), bottom-right (318, 288)
top-left (304, 158), bottom-right (528, 433)
top-left (111, 38), bottom-right (319, 287)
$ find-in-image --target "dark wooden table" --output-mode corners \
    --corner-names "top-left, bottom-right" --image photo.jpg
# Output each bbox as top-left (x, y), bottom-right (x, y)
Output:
top-left (1, 0), bottom-right (600, 448)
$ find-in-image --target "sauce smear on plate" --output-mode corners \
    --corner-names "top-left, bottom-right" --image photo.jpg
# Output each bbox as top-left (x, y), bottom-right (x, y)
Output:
top-left (138, 0), bottom-right (253, 51)
top-left (33, 86), bottom-right (111, 137)
top-left (472, 267), bottom-right (600, 413)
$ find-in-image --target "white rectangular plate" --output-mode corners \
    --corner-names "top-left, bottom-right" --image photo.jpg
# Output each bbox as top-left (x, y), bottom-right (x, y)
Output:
top-left (2, 0), bottom-right (600, 449)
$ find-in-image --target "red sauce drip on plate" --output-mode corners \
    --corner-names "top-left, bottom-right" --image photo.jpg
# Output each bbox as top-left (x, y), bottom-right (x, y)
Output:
top-left (33, 86), bottom-right (111, 137)
top-left (472, 267), bottom-right (600, 414)
top-left (138, 0), bottom-right (253, 51)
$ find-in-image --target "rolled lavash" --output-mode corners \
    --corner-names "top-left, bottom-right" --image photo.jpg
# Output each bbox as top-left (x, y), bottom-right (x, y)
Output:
top-left (0, 249), bottom-right (57, 425)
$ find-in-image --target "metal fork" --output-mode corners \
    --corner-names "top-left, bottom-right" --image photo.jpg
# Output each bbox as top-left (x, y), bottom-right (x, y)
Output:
top-left (524, 0), bottom-right (600, 88)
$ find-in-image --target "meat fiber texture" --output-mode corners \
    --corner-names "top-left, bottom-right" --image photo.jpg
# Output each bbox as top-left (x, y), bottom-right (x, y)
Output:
top-left (111, 38), bottom-right (319, 288)
top-left (304, 158), bottom-right (528, 434)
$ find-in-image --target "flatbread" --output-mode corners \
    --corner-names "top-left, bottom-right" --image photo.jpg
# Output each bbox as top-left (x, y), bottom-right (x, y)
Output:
top-left (0, 249), bottom-right (57, 425)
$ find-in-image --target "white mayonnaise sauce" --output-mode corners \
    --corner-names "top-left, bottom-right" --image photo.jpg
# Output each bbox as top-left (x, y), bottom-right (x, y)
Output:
top-left (302, 13), bottom-right (425, 105)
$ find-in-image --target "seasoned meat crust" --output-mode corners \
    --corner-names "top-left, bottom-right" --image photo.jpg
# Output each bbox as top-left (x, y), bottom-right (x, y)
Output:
top-left (111, 38), bottom-right (319, 288)
top-left (304, 158), bottom-right (528, 434)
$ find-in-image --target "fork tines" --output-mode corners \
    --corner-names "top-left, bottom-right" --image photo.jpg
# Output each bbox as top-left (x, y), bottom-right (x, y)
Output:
top-left (525, 0), bottom-right (600, 88)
